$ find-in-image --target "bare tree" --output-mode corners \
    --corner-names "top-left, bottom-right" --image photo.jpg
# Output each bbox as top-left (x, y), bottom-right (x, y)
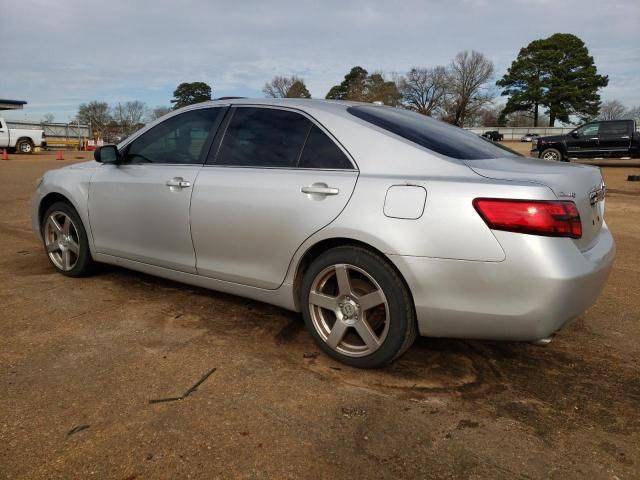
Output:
top-left (624, 105), bottom-right (640, 122)
top-left (112, 101), bottom-right (148, 136)
top-left (397, 66), bottom-right (448, 115)
top-left (149, 106), bottom-right (172, 122)
top-left (444, 51), bottom-right (495, 126)
top-left (76, 101), bottom-right (112, 136)
top-left (263, 76), bottom-right (311, 98)
top-left (598, 100), bottom-right (627, 120)
top-left (41, 113), bottom-right (55, 124)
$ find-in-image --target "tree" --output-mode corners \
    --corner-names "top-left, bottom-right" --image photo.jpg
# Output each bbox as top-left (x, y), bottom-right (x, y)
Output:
top-left (624, 106), bottom-right (640, 122)
top-left (397, 66), bottom-right (448, 115)
top-left (41, 113), bottom-right (55, 124)
top-left (76, 101), bottom-right (112, 136)
top-left (598, 100), bottom-right (627, 120)
top-left (326, 66), bottom-right (368, 100)
top-left (263, 76), bottom-right (311, 98)
top-left (286, 80), bottom-right (311, 99)
top-left (497, 33), bottom-right (608, 126)
top-left (171, 82), bottom-right (212, 109)
top-left (149, 106), bottom-right (172, 121)
top-left (496, 40), bottom-right (548, 126)
top-left (325, 67), bottom-right (400, 105)
top-left (112, 101), bottom-right (148, 136)
top-left (444, 51), bottom-right (495, 126)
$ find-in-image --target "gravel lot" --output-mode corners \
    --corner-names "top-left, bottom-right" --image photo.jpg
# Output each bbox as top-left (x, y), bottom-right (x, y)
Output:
top-left (1, 150), bottom-right (639, 479)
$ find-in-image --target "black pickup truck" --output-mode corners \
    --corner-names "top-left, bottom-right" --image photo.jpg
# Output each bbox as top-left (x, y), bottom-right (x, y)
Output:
top-left (531, 119), bottom-right (640, 161)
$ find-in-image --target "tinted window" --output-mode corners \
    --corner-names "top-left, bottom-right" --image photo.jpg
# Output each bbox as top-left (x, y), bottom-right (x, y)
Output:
top-left (599, 121), bottom-right (629, 136)
top-left (215, 107), bottom-right (309, 167)
top-left (575, 124), bottom-right (599, 137)
top-left (347, 106), bottom-right (521, 160)
top-left (125, 108), bottom-right (223, 164)
top-left (299, 125), bottom-right (353, 169)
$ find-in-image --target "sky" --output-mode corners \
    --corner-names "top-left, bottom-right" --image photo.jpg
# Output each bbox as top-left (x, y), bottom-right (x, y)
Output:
top-left (2, 0), bottom-right (639, 123)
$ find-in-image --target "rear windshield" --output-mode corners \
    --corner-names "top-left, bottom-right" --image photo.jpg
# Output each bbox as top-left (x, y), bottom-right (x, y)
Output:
top-left (347, 105), bottom-right (521, 160)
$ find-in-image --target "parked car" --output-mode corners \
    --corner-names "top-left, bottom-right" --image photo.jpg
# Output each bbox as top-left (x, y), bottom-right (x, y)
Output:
top-left (520, 133), bottom-right (540, 142)
top-left (0, 117), bottom-right (46, 153)
top-left (481, 130), bottom-right (504, 141)
top-left (532, 119), bottom-right (640, 161)
top-left (32, 99), bottom-right (615, 368)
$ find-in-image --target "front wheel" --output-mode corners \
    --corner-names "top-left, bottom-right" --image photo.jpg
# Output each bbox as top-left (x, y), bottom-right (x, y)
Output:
top-left (41, 201), bottom-right (95, 277)
top-left (301, 246), bottom-right (417, 368)
top-left (540, 148), bottom-right (564, 162)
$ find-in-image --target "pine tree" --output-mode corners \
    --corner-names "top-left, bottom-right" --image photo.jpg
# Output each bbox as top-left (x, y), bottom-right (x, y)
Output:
top-left (497, 34), bottom-right (608, 126)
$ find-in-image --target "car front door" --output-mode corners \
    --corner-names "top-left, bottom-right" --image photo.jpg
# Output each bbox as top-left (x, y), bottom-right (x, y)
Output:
top-left (566, 123), bottom-right (600, 156)
top-left (190, 106), bottom-right (358, 289)
top-left (598, 121), bottom-right (632, 154)
top-left (88, 106), bottom-right (226, 273)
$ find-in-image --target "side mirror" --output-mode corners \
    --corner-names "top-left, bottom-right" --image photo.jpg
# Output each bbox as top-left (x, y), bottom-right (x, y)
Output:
top-left (571, 132), bottom-right (579, 138)
top-left (94, 145), bottom-right (120, 163)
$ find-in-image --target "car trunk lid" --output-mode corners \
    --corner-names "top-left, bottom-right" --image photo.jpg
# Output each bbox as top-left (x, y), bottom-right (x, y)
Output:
top-left (466, 156), bottom-right (605, 251)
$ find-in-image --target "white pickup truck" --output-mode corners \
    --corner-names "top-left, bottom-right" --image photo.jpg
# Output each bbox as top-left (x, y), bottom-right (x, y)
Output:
top-left (0, 118), bottom-right (46, 154)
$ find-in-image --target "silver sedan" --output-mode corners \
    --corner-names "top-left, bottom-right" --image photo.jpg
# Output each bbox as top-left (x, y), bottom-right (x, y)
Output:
top-left (32, 99), bottom-right (615, 368)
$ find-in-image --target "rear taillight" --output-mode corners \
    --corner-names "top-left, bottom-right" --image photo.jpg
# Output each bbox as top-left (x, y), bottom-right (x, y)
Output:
top-left (473, 198), bottom-right (582, 239)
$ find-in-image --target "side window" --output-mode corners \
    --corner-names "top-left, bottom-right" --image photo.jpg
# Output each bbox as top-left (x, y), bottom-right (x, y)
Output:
top-left (576, 124), bottom-right (599, 137)
top-left (215, 107), bottom-right (309, 167)
top-left (299, 125), bottom-right (353, 169)
top-left (599, 122), bottom-right (629, 136)
top-left (125, 108), bottom-right (223, 165)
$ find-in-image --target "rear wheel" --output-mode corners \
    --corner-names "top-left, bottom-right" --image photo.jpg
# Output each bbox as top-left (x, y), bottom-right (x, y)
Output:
top-left (16, 139), bottom-right (34, 154)
top-left (42, 202), bottom-right (95, 277)
top-left (301, 246), bottom-right (417, 368)
top-left (540, 148), bottom-right (564, 162)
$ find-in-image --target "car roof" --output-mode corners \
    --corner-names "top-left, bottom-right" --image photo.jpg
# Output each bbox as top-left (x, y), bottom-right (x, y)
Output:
top-left (183, 97), bottom-right (370, 118)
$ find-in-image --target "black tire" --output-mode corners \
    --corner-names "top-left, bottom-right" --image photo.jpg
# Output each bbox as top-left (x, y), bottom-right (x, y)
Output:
top-left (540, 148), bottom-right (564, 162)
top-left (41, 201), bottom-right (95, 277)
top-left (16, 139), bottom-right (34, 154)
top-left (301, 246), bottom-right (417, 368)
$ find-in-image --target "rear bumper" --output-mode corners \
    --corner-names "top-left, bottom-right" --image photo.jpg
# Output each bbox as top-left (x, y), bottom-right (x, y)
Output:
top-left (389, 224), bottom-right (615, 341)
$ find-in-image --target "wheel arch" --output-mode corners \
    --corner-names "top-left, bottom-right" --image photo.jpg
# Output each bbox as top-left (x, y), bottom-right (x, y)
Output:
top-left (38, 192), bottom-right (76, 233)
top-left (16, 136), bottom-right (34, 145)
top-left (291, 237), bottom-right (415, 313)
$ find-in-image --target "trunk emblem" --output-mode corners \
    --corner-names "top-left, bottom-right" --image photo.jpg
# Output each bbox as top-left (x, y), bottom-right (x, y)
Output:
top-left (558, 191), bottom-right (576, 198)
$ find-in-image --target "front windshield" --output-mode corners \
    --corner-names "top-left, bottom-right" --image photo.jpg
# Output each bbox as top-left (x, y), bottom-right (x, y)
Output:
top-left (347, 106), bottom-right (522, 160)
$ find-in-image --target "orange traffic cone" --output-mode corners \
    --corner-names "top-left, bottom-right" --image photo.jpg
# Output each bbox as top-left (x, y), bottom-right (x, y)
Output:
top-left (56, 150), bottom-right (64, 161)
top-left (1, 149), bottom-right (8, 161)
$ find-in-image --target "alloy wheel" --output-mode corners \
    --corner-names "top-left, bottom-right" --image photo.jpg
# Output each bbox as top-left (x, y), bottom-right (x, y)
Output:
top-left (44, 211), bottom-right (80, 271)
top-left (308, 263), bottom-right (390, 357)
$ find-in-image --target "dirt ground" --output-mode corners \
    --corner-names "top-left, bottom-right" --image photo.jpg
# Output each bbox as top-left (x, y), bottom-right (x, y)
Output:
top-left (1, 151), bottom-right (639, 479)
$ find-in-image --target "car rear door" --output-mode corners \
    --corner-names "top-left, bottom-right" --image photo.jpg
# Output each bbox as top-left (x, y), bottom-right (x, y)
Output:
top-left (598, 121), bottom-right (632, 154)
top-left (88, 106), bottom-right (226, 273)
top-left (190, 106), bottom-right (358, 289)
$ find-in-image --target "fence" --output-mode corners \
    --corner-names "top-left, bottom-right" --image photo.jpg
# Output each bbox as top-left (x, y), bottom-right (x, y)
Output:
top-left (6, 120), bottom-right (91, 149)
top-left (465, 127), bottom-right (574, 141)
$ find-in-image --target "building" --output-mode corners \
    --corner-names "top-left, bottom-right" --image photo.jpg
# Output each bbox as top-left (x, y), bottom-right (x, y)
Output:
top-left (0, 99), bottom-right (27, 111)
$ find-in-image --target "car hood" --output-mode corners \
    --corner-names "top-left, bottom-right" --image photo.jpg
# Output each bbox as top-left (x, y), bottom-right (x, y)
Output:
top-left (63, 160), bottom-right (101, 170)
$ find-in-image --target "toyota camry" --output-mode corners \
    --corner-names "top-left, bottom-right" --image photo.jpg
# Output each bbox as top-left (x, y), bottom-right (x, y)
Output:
top-left (32, 99), bottom-right (615, 368)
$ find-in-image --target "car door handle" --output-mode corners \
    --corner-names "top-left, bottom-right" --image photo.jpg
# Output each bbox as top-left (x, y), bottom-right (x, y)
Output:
top-left (301, 185), bottom-right (339, 196)
top-left (166, 178), bottom-right (191, 188)
top-left (621, 135), bottom-right (630, 139)
top-left (589, 137), bottom-right (599, 140)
